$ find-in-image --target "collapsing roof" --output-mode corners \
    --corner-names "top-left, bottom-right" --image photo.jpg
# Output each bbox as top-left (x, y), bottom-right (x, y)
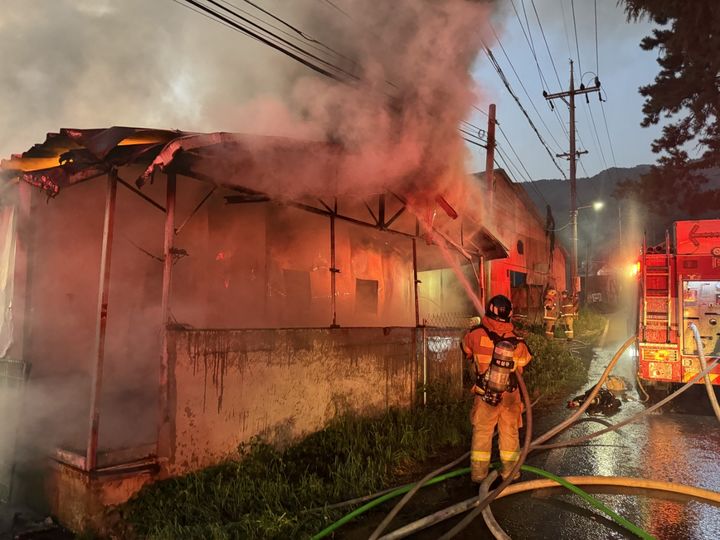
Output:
top-left (0, 127), bottom-right (341, 198)
top-left (0, 126), bottom-right (509, 261)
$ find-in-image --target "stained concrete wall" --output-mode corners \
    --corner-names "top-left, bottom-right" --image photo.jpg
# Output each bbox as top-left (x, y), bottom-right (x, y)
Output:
top-left (166, 327), bottom-right (417, 474)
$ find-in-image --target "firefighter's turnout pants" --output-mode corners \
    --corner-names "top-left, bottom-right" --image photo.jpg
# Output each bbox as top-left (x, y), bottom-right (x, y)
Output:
top-left (561, 306), bottom-right (575, 339)
top-left (543, 314), bottom-right (557, 339)
top-left (470, 390), bottom-right (521, 482)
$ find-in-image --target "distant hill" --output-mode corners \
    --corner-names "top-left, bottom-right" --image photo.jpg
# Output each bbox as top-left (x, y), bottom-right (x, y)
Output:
top-left (528, 165), bottom-right (652, 217)
top-left (518, 164), bottom-right (720, 269)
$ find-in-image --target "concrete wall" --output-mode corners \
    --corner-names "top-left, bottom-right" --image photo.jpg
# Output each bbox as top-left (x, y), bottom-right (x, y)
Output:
top-left (165, 327), bottom-right (417, 474)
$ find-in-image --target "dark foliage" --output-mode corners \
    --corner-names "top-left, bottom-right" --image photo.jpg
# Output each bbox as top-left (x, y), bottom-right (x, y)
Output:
top-left (615, 1), bottom-right (720, 215)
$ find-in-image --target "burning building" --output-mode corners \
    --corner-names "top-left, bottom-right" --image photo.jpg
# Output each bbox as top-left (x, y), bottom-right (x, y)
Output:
top-left (0, 127), bottom-right (565, 530)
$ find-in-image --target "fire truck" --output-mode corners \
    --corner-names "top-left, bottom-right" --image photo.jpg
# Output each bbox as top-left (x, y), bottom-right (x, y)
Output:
top-left (637, 220), bottom-right (720, 394)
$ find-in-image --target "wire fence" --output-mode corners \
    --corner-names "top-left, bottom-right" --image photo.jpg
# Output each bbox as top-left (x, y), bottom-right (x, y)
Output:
top-left (419, 313), bottom-right (472, 401)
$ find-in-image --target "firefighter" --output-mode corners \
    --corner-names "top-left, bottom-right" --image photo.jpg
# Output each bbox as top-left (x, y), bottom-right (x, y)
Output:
top-left (560, 290), bottom-right (579, 340)
top-left (543, 286), bottom-right (559, 339)
top-left (462, 295), bottom-right (532, 484)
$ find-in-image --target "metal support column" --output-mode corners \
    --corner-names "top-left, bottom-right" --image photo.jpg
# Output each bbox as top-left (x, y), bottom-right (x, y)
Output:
top-left (86, 170), bottom-right (118, 470)
top-left (330, 209), bottom-right (339, 328)
top-left (412, 237), bottom-right (420, 327)
top-left (158, 172), bottom-right (176, 459)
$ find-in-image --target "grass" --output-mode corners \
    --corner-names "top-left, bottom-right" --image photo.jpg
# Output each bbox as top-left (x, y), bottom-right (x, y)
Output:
top-left (113, 324), bottom-right (603, 539)
top-left (114, 393), bottom-right (471, 540)
top-left (574, 306), bottom-right (609, 345)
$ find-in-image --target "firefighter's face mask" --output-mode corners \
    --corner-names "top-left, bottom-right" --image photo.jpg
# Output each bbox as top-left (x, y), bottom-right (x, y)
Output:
top-left (489, 303), bottom-right (511, 322)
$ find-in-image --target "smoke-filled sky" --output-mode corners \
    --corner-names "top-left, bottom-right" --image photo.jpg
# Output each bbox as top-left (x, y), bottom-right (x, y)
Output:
top-left (0, 0), bottom-right (661, 184)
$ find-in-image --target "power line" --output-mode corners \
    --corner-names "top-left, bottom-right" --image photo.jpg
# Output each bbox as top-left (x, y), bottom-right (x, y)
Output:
top-left (472, 105), bottom-right (489, 119)
top-left (466, 106), bottom-right (549, 204)
top-left (530, 0), bottom-right (562, 90)
top-left (483, 48), bottom-right (567, 179)
top-left (600, 100), bottom-right (618, 168)
top-left (570, 0), bottom-right (583, 77)
top-left (230, 0), bottom-right (356, 64)
top-left (509, 0), bottom-right (548, 91)
top-left (177, 0), bottom-right (349, 81)
top-left (559, 0), bottom-right (574, 60)
top-left (204, 0), bottom-right (356, 77)
top-left (594, 0), bottom-right (599, 74)
top-left (317, 0), bottom-right (352, 20)
top-left (584, 100), bottom-right (608, 171)
top-left (489, 25), bottom-right (564, 152)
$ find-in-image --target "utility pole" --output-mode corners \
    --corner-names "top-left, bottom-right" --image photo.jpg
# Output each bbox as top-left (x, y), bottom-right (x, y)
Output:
top-left (543, 60), bottom-right (600, 295)
top-left (481, 103), bottom-right (496, 304)
top-left (485, 103), bottom-right (496, 211)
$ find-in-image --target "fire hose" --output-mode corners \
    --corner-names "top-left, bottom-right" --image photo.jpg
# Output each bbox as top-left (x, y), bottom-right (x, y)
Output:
top-left (378, 471), bottom-right (720, 540)
top-left (399, 339), bottom-right (720, 538)
top-left (311, 336), bottom-right (720, 538)
top-left (688, 322), bottom-right (720, 423)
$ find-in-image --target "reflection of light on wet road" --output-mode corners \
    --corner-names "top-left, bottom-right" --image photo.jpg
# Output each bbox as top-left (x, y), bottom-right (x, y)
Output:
top-left (527, 341), bottom-right (720, 540)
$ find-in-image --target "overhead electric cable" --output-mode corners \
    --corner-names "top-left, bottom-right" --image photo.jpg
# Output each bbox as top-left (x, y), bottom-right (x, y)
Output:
top-left (178, 0), bottom-right (348, 80)
top-left (531, 0), bottom-right (562, 89)
top-left (483, 48), bottom-right (567, 179)
top-left (585, 101), bottom-right (608, 171)
top-left (594, 0), bottom-right (599, 74)
top-left (508, 0), bottom-right (548, 91)
top-left (489, 26), bottom-right (563, 152)
top-left (201, 0), bottom-right (357, 78)
top-left (570, 0), bottom-right (583, 76)
top-left (497, 124), bottom-right (539, 187)
top-left (600, 100), bottom-right (618, 168)
top-left (559, 0), bottom-right (574, 59)
top-left (222, 0), bottom-right (356, 64)
top-left (472, 105), bottom-right (490, 119)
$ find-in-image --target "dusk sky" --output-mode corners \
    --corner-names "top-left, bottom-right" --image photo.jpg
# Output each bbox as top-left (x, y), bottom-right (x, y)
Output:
top-left (468, 0), bottom-right (661, 180)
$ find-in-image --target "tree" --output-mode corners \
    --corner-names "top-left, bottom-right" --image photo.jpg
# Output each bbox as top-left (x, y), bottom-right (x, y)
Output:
top-left (615, 1), bottom-right (720, 215)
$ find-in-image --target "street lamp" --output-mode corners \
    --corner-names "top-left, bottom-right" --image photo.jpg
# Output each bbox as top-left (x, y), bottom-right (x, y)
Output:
top-left (577, 200), bottom-right (604, 212)
top-left (573, 201), bottom-right (604, 296)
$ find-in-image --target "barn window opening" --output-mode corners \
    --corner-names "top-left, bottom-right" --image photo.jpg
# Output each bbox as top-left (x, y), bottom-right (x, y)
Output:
top-left (510, 270), bottom-right (527, 288)
top-left (517, 239), bottom-right (524, 254)
top-left (356, 279), bottom-right (379, 314)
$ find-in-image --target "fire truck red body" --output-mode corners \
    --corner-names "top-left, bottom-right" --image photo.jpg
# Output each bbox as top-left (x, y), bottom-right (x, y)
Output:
top-left (638, 220), bottom-right (720, 389)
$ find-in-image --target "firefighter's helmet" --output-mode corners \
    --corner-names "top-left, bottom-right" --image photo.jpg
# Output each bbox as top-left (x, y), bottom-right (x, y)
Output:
top-left (487, 295), bottom-right (512, 322)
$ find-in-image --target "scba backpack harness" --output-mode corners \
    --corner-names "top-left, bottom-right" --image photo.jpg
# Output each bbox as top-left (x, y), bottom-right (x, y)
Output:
top-left (472, 326), bottom-right (522, 406)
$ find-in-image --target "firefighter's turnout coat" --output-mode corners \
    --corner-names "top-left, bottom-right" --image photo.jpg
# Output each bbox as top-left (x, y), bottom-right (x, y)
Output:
top-left (462, 316), bottom-right (532, 482)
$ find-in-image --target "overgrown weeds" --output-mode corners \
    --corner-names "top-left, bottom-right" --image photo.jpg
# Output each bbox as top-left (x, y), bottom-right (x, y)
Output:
top-left (115, 325), bottom-right (600, 539)
top-left (574, 306), bottom-right (608, 345)
top-left (523, 332), bottom-right (586, 398)
top-left (116, 392), bottom-right (471, 539)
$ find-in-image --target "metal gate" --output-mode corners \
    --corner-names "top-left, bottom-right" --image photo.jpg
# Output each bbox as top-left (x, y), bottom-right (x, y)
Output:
top-left (0, 359), bottom-right (28, 503)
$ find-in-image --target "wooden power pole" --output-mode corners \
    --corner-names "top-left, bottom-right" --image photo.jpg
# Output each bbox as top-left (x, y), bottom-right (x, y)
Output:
top-left (543, 60), bottom-right (600, 295)
top-left (485, 103), bottom-right (496, 210)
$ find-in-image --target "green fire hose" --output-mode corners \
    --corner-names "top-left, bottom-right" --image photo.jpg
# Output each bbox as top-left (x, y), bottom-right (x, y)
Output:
top-left (309, 467), bottom-right (471, 540)
top-left (311, 464), bottom-right (656, 539)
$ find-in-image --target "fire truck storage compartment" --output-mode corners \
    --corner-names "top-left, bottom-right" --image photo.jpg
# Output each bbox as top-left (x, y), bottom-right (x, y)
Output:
top-left (682, 280), bottom-right (720, 356)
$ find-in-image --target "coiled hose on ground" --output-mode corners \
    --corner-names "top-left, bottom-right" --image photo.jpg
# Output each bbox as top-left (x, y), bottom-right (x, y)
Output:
top-left (390, 337), bottom-right (720, 538)
top-left (312, 336), bottom-right (720, 539)
top-left (378, 469), bottom-right (720, 540)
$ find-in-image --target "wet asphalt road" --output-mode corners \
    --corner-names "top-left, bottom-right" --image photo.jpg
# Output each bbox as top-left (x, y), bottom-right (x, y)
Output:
top-left (347, 317), bottom-right (720, 540)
